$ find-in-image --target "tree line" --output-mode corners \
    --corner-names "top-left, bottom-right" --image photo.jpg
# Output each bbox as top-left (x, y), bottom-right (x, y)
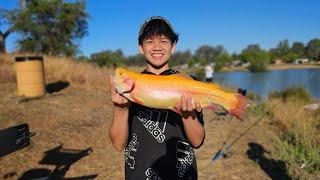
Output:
top-left (87, 38), bottom-right (320, 72)
top-left (1, 1), bottom-right (320, 72)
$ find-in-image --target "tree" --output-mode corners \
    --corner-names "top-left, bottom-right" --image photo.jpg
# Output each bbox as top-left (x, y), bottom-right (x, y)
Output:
top-left (0, 8), bottom-right (17, 53)
top-left (0, 1), bottom-right (30, 53)
top-left (90, 49), bottom-right (125, 68)
top-left (240, 44), bottom-right (270, 72)
top-left (277, 40), bottom-right (290, 55)
top-left (270, 40), bottom-right (291, 62)
top-left (127, 53), bottom-right (145, 66)
top-left (215, 52), bottom-right (232, 71)
top-left (12, 0), bottom-right (88, 56)
top-left (291, 41), bottom-right (305, 58)
top-left (169, 50), bottom-right (192, 66)
top-left (194, 45), bottom-right (226, 64)
top-left (243, 44), bottom-right (261, 54)
top-left (306, 38), bottom-right (320, 61)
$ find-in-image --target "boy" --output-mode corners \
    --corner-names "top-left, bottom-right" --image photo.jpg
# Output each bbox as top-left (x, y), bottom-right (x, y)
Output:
top-left (109, 16), bottom-right (205, 180)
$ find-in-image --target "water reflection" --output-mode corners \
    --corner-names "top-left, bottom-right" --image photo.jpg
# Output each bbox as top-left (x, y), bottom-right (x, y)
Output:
top-left (213, 68), bottom-right (320, 99)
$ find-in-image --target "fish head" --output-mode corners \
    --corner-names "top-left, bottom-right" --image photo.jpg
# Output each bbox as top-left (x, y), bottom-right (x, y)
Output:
top-left (114, 68), bottom-right (134, 94)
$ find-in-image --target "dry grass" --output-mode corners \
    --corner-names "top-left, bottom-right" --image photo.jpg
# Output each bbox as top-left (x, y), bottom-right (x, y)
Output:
top-left (0, 54), bottom-right (16, 83)
top-left (267, 97), bottom-right (320, 177)
top-left (0, 53), bottom-right (113, 92)
top-left (1, 54), bottom-right (319, 179)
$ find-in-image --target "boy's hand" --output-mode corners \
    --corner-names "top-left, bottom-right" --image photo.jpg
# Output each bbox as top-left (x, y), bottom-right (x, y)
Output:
top-left (174, 95), bottom-right (202, 117)
top-left (109, 75), bottom-right (130, 108)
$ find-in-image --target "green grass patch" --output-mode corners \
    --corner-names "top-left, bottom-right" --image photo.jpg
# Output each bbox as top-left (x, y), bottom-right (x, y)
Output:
top-left (275, 107), bottom-right (320, 175)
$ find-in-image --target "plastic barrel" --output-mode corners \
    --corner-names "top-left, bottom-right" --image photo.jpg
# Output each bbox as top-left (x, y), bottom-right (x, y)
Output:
top-left (15, 56), bottom-right (46, 97)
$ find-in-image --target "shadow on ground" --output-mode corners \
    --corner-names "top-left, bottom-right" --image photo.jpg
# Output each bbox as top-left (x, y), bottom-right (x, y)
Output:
top-left (17, 144), bottom-right (98, 180)
top-left (46, 81), bottom-right (70, 93)
top-left (247, 142), bottom-right (291, 180)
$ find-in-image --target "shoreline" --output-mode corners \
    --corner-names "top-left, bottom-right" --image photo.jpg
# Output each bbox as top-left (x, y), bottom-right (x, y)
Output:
top-left (220, 63), bottom-right (320, 72)
top-left (267, 63), bottom-right (320, 70)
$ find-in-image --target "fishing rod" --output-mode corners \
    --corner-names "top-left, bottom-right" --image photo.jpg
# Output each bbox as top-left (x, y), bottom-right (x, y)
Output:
top-left (212, 68), bottom-right (320, 163)
top-left (212, 103), bottom-right (279, 162)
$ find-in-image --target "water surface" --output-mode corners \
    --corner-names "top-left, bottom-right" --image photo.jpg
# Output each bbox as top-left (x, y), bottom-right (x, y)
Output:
top-left (212, 68), bottom-right (320, 99)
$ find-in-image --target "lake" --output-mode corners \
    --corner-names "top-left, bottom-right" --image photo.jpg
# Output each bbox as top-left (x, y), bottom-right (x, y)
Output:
top-left (212, 68), bottom-right (320, 99)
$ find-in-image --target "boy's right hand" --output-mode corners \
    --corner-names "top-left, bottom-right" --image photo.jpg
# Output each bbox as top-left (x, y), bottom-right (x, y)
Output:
top-left (109, 75), bottom-right (130, 108)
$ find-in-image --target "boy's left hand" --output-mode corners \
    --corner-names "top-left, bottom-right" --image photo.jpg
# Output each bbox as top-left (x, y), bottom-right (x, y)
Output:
top-left (175, 95), bottom-right (202, 114)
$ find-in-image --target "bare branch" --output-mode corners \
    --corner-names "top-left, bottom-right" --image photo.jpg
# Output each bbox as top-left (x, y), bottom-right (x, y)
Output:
top-left (3, 26), bottom-right (14, 38)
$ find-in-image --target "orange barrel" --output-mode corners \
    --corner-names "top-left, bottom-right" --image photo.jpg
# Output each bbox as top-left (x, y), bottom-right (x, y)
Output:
top-left (15, 56), bottom-right (46, 97)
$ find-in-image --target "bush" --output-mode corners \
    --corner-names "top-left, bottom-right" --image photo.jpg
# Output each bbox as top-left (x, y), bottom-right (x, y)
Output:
top-left (188, 67), bottom-right (205, 81)
top-left (248, 61), bottom-right (267, 72)
top-left (268, 87), bottom-right (311, 102)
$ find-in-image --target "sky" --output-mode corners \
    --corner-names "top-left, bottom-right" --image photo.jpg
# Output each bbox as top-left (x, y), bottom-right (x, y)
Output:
top-left (1, 0), bottom-right (320, 57)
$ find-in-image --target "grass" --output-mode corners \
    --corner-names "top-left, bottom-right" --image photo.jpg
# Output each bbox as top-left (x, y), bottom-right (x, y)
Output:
top-left (269, 86), bottom-right (311, 102)
top-left (0, 53), bottom-right (113, 91)
top-left (1, 53), bottom-right (319, 178)
top-left (0, 54), bottom-right (16, 83)
top-left (267, 88), bottom-right (320, 177)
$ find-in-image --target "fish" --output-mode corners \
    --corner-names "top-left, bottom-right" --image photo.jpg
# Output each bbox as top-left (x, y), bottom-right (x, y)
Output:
top-left (112, 68), bottom-right (249, 120)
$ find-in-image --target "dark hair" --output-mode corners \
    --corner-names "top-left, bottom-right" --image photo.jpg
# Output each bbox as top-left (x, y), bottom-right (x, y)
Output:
top-left (138, 17), bottom-right (179, 45)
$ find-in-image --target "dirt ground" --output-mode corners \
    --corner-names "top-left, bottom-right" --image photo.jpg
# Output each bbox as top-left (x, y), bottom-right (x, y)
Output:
top-left (0, 81), bottom-right (289, 180)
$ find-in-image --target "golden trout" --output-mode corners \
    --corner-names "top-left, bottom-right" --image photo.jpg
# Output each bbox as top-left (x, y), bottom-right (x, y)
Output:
top-left (113, 68), bottom-right (249, 120)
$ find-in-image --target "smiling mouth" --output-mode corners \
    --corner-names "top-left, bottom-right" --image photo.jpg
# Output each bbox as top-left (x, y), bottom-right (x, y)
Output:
top-left (151, 53), bottom-right (164, 58)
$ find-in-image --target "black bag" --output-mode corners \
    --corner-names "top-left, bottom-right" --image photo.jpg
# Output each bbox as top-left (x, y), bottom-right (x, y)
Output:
top-left (0, 123), bottom-right (32, 157)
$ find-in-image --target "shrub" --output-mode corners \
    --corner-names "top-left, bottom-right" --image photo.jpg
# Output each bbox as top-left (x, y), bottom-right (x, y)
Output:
top-left (268, 87), bottom-right (311, 102)
top-left (188, 67), bottom-right (205, 81)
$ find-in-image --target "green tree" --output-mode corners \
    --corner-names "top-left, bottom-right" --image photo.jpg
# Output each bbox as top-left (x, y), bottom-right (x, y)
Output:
top-left (215, 52), bottom-right (232, 71)
top-left (240, 44), bottom-right (270, 72)
top-left (169, 50), bottom-right (192, 67)
top-left (0, 7), bottom-right (18, 53)
top-left (270, 39), bottom-right (290, 62)
top-left (76, 55), bottom-right (90, 61)
top-left (291, 41), bottom-right (305, 58)
top-left (187, 58), bottom-right (196, 68)
top-left (127, 53), bottom-right (145, 66)
top-left (306, 38), bottom-right (320, 61)
top-left (240, 44), bottom-right (261, 63)
top-left (231, 52), bottom-right (239, 60)
top-left (12, 0), bottom-right (88, 56)
top-left (194, 45), bottom-right (225, 64)
top-left (283, 52), bottom-right (299, 63)
top-left (90, 49), bottom-right (125, 68)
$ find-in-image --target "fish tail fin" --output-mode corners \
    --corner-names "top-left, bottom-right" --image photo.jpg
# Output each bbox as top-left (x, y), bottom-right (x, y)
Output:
top-left (228, 94), bottom-right (249, 121)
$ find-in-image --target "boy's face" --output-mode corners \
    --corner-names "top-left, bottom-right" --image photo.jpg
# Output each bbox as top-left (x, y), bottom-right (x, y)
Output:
top-left (139, 34), bottom-right (176, 69)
